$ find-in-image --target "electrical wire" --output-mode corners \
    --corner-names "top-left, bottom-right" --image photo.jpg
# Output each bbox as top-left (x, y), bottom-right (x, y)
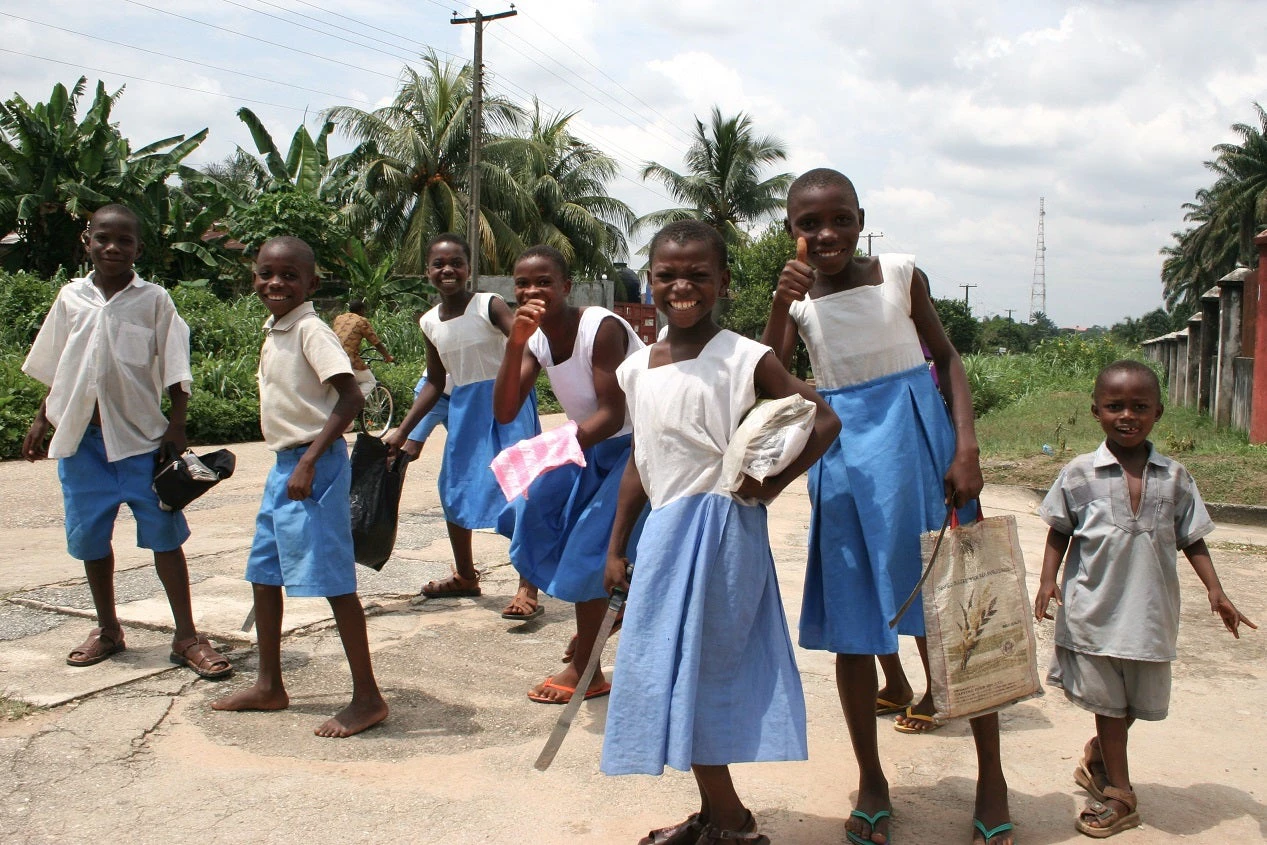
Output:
top-left (0, 47), bottom-right (306, 112)
top-left (0, 12), bottom-right (380, 107)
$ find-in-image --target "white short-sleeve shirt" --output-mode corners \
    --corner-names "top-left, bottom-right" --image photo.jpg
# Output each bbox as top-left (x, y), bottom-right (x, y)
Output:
top-left (22, 273), bottom-right (192, 461)
top-left (1039, 442), bottom-right (1216, 662)
top-left (257, 302), bottom-right (353, 451)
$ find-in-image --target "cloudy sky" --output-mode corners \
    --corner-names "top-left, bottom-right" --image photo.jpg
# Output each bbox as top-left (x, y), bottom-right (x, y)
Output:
top-left (3, 0), bottom-right (1264, 326)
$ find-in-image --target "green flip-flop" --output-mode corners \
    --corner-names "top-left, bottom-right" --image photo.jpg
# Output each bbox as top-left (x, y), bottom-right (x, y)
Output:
top-left (846, 808), bottom-right (892, 845)
top-left (973, 818), bottom-right (1014, 844)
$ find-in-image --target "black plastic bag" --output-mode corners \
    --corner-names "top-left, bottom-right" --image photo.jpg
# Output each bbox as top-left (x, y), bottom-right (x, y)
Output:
top-left (349, 433), bottom-right (406, 570)
top-left (152, 448), bottom-right (236, 512)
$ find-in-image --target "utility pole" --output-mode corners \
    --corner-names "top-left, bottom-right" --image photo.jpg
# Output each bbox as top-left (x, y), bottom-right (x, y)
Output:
top-left (1005, 309), bottom-right (1016, 321)
top-left (862, 231), bottom-right (884, 256)
top-left (959, 283), bottom-right (978, 309)
top-left (452, 6), bottom-right (517, 287)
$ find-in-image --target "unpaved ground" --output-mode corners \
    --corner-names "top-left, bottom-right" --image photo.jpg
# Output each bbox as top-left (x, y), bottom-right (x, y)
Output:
top-left (1, 420), bottom-right (1264, 844)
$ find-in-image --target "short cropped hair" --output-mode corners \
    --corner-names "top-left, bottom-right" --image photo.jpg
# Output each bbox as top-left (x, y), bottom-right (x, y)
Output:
top-left (89, 203), bottom-right (142, 236)
top-left (648, 220), bottom-right (727, 267)
top-left (259, 235), bottom-right (316, 270)
top-left (517, 244), bottom-right (570, 278)
top-left (348, 299), bottom-right (366, 314)
top-left (1094, 360), bottom-right (1162, 403)
top-left (787, 168), bottom-right (860, 207)
top-left (427, 232), bottom-right (472, 261)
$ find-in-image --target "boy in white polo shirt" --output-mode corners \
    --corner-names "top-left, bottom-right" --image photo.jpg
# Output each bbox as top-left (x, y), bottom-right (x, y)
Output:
top-left (1035, 360), bottom-right (1255, 838)
top-left (22, 203), bottom-right (231, 680)
top-left (210, 236), bottom-right (387, 738)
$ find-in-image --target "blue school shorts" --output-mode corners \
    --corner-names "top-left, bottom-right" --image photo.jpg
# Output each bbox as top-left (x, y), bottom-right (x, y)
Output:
top-left (245, 440), bottom-right (357, 598)
top-left (58, 426), bottom-right (190, 561)
top-left (407, 377), bottom-right (449, 444)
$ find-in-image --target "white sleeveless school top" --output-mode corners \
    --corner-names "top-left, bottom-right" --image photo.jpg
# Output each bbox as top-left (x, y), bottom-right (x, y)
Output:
top-left (527, 307), bottom-right (644, 436)
top-left (419, 291), bottom-right (506, 387)
top-left (788, 254), bottom-right (926, 390)
top-left (617, 330), bottom-right (770, 510)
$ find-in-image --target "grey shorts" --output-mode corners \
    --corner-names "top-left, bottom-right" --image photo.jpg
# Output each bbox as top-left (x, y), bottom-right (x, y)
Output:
top-left (1048, 646), bottom-right (1170, 721)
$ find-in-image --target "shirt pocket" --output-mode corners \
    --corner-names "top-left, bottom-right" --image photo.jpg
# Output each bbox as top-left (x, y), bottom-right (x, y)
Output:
top-left (114, 321), bottom-right (155, 368)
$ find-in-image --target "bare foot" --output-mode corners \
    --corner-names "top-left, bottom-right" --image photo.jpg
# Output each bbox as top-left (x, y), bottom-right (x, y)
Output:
top-left (314, 696), bottom-right (388, 738)
top-left (972, 771), bottom-right (1013, 845)
top-left (845, 782), bottom-right (891, 845)
top-left (211, 684), bottom-right (289, 712)
top-left (876, 682), bottom-right (913, 710)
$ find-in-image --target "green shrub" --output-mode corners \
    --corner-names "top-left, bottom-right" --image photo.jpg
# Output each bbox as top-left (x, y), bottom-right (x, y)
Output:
top-left (0, 353), bottom-right (46, 459)
top-left (170, 288), bottom-right (266, 357)
top-left (186, 392), bottom-right (261, 444)
top-left (0, 269), bottom-right (66, 349)
top-left (964, 338), bottom-right (1142, 417)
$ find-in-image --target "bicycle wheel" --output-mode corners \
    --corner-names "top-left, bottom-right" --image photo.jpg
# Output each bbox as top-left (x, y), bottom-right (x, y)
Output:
top-left (360, 384), bottom-right (394, 437)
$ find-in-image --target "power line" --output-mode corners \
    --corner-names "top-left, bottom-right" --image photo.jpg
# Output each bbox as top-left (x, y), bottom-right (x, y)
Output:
top-left (0, 12), bottom-right (380, 107)
top-left (515, 11), bottom-right (696, 147)
top-left (0, 47), bottom-right (307, 113)
top-left (120, 0), bottom-right (402, 82)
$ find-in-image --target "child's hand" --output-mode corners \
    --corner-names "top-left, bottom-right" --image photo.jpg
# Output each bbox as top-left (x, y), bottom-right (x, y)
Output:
top-left (1034, 580), bottom-right (1062, 622)
top-left (1208, 589), bottom-right (1257, 638)
top-left (774, 237), bottom-right (814, 306)
top-left (510, 300), bottom-right (545, 346)
top-left (161, 420), bottom-right (188, 458)
top-left (943, 450), bottom-right (984, 507)
top-left (734, 473), bottom-right (782, 503)
top-left (286, 461), bottom-right (315, 500)
top-left (382, 427), bottom-right (406, 457)
top-left (604, 554), bottom-right (631, 594)
top-left (22, 418), bottom-right (50, 462)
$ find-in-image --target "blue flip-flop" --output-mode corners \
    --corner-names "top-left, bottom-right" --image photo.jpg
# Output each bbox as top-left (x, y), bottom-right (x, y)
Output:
top-left (973, 818), bottom-right (1014, 844)
top-left (846, 808), bottom-right (892, 845)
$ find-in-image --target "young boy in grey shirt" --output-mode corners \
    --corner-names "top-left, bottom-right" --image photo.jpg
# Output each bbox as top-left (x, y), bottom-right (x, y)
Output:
top-left (1034, 360), bottom-right (1255, 838)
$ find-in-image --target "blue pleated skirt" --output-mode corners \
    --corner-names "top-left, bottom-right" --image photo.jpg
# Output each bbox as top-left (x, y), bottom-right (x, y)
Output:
top-left (799, 364), bottom-right (968, 655)
top-left (602, 492), bottom-right (807, 775)
top-left (497, 434), bottom-right (643, 603)
top-left (439, 381), bottom-right (540, 529)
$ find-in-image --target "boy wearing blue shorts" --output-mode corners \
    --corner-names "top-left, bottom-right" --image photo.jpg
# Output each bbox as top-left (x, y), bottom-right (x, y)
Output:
top-left (210, 236), bottom-right (387, 738)
top-left (21, 204), bottom-right (231, 679)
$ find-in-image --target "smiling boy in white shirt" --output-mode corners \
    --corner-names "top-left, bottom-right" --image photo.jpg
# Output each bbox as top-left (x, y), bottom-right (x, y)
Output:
top-left (22, 203), bottom-right (231, 680)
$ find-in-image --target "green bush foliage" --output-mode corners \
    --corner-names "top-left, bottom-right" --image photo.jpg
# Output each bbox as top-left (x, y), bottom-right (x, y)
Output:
top-left (964, 336), bottom-right (1141, 417)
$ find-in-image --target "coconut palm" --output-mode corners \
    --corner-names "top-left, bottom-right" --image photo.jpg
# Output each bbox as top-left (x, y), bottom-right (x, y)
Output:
top-left (635, 107), bottom-right (793, 246)
top-left (325, 51), bottom-right (528, 275)
top-left (493, 102), bottom-right (634, 276)
top-left (1161, 103), bottom-right (1267, 316)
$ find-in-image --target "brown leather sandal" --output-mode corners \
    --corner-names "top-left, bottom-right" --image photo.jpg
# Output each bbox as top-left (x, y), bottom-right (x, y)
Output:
top-left (1074, 736), bottom-right (1109, 801)
top-left (639, 812), bottom-right (706, 845)
top-left (420, 573), bottom-right (481, 598)
top-left (170, 634), bottom-right (233, 680)
top-left (66, 627), bottom-right (126, 667)
top-left (1075, 784), bottom-right (1140, 838)
top-left (697, 812), bottom-right (768, 844)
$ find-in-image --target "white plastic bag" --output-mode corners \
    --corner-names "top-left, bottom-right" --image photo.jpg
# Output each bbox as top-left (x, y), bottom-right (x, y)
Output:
top-left (721, 394), bottom-right (817, 493)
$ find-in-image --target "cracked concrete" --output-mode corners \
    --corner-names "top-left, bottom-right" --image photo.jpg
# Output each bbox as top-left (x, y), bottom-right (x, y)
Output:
top-left (1, 423), bottom-right (1265, 843)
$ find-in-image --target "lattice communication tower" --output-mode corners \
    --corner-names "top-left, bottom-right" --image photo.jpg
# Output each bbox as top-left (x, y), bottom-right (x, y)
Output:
top-left (1029, 197), bottom-right (1046, 321)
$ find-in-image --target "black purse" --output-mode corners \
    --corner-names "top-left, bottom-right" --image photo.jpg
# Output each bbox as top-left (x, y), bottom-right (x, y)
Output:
top-left (153, 448), bottom-right (236, 512)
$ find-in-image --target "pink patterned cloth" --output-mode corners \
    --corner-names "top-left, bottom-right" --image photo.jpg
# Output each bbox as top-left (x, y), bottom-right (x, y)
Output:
top-left (491, 420), bottom-right (587, 501)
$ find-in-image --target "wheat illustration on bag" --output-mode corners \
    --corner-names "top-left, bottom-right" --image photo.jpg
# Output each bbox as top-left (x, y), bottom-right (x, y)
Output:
top-left (956, 584), bottom-right (999, 671)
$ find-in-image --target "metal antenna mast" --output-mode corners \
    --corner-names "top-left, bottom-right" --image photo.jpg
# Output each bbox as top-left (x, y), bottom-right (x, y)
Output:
top-left (1029, 197), bottom-right (1046, 321)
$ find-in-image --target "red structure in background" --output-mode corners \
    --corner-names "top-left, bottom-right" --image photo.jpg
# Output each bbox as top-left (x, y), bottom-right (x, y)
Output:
top-left (1250, 231), bottom-right (1267, 443)
top-left (613, 302), bottom-right (660, 347)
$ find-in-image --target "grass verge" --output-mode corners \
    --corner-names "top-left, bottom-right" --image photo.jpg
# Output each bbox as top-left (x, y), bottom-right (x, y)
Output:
top-left (0, 695), bottom-right (33, 721)
top-left (978, 389), bottom-right (1267, 506)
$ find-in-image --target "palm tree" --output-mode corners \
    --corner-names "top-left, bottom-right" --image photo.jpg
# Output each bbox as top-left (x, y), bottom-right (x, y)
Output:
top-left (325, 51), bottom-right (527, 275)
top-left (1161, 103), bottom-right (1267, 316)
top-left (635, 107), bottom-right (793, 246)
top-left (493, 101), bottom-right (634, 276)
